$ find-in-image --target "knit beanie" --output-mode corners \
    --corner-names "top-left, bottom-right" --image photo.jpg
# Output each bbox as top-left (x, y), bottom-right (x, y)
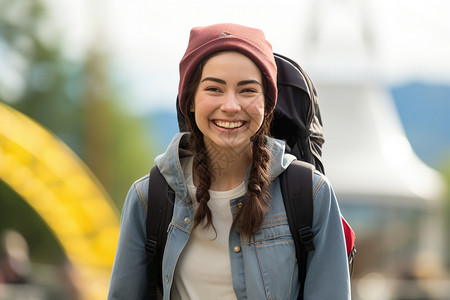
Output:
top-left (178, 23), bottom-right (277, 114)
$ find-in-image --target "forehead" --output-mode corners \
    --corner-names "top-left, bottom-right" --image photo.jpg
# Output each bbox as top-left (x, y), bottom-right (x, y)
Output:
top-left (201, 51), bottom-right (262, 80)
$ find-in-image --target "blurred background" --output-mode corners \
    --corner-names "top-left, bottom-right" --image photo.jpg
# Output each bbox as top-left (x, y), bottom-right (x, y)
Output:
top-left (0, 0), bottom-right (449, 299)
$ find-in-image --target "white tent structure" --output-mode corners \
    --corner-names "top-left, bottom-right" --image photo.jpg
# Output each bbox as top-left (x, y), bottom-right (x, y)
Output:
top-left (319, 80), bottom-right (444, 208)
top-left (317, 79), bottom-right (447, 300)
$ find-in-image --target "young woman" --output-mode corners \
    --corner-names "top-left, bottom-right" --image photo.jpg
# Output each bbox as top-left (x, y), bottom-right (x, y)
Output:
top-left (108, 23), bottom-right (350, 300)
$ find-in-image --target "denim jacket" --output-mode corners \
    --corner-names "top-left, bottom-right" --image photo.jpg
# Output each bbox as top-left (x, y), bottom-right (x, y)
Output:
top-left (108, 133), bottom-right (351, 300)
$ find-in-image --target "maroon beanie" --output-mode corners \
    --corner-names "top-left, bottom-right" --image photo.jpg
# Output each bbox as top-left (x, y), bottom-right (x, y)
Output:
top-left (178, 23), bottom-right (277, 114)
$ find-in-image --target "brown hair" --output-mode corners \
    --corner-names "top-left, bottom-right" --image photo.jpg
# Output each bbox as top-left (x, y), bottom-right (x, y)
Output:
top-left (181, 54), bottom-right (274, 239)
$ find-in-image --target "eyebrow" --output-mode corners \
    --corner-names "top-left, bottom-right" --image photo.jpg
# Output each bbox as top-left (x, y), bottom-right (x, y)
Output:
top-left (237, 80), bottom-right (262, 87)
top-left (200, 77), bottom-right (226, 85)
top-left (200, 77), bottom-right (262, 86)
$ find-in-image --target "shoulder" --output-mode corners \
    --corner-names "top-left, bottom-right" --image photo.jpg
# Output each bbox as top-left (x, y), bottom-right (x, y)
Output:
top-left (115, 175), bottom-right (151, 251)
top-left (123, 174), bottom-right (149, 215)
top-left (311, 171), bottom-right (341, 225)
top-left (312, 170), bottom-right (331, 199)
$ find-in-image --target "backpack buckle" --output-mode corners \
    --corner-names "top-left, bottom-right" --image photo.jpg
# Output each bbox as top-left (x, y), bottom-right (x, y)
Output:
top-left (145, 239), bottom-right (158, 257)
top-left (298, 227), bottom-right (315, 252)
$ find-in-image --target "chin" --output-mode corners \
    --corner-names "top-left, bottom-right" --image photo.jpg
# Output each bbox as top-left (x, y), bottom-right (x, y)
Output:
top-left (205, 136), bottom-right (253, 156)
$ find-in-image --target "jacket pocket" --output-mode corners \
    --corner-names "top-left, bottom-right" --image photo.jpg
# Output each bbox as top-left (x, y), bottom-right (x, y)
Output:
top-left (253, 214), bottom-right (297, 300)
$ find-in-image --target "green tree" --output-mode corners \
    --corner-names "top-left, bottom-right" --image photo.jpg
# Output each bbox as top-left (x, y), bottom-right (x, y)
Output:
top-left (0, 0), bottom-right (155, 265)
top-left (0, 0), bottom-right (84, 153)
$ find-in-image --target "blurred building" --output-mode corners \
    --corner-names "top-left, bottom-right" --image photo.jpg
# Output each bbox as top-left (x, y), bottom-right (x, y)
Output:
top-left (301, 0), bottom-right (449, 299)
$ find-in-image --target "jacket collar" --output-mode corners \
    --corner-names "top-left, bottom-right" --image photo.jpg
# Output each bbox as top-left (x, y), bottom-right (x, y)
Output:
top-left (154, 132), bottom-right (295, 201)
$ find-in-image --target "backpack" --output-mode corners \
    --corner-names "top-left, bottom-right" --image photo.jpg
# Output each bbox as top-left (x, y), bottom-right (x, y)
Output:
top-left (145, 53), bottom-right (356, 299)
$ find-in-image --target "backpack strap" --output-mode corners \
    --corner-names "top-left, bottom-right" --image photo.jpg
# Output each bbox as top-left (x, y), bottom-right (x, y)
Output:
top-left (280, 160), bottom-right (315, 300)
top-left (146, 166), bottom-right (175, 299)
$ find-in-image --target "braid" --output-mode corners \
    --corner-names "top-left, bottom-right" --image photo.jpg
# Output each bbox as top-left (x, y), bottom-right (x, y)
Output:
top-left (233, 114), bottom-right (273, 239)
top-left (190, 133), bottom-right (216, 231)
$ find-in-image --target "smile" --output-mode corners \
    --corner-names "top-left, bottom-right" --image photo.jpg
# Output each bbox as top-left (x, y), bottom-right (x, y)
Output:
top-left (213, 120), bottom-right (245, 129)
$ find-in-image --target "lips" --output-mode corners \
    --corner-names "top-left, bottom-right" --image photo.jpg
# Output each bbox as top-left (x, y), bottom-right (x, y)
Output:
top-left (213, 120), bottom-right (245, 129)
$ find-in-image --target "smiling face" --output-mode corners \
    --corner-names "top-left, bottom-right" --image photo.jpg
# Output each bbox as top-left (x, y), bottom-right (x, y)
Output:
top-left (191, 51), bottom-right (265, 155)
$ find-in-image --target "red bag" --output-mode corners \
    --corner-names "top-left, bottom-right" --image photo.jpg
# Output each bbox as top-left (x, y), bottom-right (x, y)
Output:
top-left (342, 216), bottom-right (356, 274)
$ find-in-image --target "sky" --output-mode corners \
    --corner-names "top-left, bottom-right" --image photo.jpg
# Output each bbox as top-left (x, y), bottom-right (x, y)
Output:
top-left (44, 0), bottom-right (450, 114)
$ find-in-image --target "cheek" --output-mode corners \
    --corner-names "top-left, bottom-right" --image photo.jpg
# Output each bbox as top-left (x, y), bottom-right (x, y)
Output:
top-left (193, 98), bottom-right (214, 129)
top-left (248, 99), bottom-right (265, 126)
top-left (193, 98), bottom-right (207, 117)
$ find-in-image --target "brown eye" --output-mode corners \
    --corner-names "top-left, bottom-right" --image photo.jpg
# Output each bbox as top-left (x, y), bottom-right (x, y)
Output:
top-left (205, 87), bottom-right (222, 93)
top-left (240, 87), bottom-right (258, 94)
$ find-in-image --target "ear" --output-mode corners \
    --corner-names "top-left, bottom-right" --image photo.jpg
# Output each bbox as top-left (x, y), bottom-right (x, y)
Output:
top-left (190, 103), bottom-right (195, 112)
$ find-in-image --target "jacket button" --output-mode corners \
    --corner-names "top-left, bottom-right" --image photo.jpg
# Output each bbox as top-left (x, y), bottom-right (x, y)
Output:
top-left (184, 217), bottom-right (191, 224)
top-left (234, 246), bottom-right (241, 253)
top-left (165, 275), bottom-right (169, 283)
top-left (237, 203), bottom-right (243, 209)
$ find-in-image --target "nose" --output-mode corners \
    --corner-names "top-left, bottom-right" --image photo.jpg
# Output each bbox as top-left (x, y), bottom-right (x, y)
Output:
top-left (220, 93), bottom-right (241, 113)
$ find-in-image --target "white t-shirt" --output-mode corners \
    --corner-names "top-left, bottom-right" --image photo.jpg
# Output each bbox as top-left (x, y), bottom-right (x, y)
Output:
top-left (171, 157), bottom-right (245, 300)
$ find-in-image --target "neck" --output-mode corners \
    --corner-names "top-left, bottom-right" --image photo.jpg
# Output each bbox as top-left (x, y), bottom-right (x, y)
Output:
top-left (203, 142), bottom-right (253, 191)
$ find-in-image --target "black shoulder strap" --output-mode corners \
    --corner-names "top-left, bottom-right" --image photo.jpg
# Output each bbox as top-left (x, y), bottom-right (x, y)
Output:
top-left (145, 166), bottom-right (175, 299)
top-left (280, 160), bottom-right (315, 300)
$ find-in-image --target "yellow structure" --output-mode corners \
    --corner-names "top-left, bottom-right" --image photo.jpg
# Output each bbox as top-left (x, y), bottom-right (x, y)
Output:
top-left (0, 102), bottom-right (120, 299)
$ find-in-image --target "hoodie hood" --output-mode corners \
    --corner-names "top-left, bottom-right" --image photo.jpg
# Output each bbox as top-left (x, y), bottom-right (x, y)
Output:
top-left (154, 132), bottom-right (296, 201)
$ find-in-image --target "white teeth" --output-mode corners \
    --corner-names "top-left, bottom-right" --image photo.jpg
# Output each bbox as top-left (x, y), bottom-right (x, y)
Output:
top-left (214, 120), bottom-right (243, 129)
